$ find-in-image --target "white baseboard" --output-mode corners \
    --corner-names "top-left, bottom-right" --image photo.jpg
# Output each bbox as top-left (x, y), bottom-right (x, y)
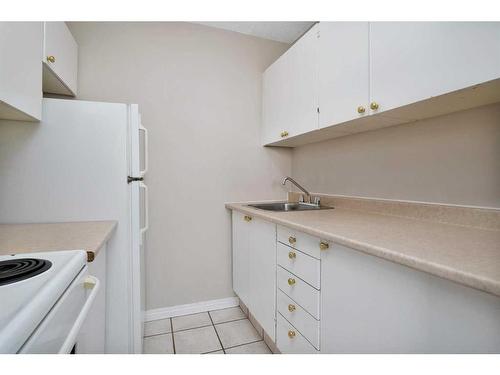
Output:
top-left (145, 296), bottom-right (240, 322)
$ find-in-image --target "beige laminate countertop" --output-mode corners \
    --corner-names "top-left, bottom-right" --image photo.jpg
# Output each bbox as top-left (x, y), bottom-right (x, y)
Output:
top-left (226, 202), bottom-right (500, 297)
top-left (0, 221), bottom-right (117, 262)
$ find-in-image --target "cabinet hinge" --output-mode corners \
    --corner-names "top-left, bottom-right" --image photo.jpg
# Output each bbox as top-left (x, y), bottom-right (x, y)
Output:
top-left (317, 107), bottom-right (320, 114)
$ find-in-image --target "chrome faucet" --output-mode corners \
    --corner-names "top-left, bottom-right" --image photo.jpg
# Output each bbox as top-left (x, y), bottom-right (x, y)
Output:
top-left (282, 177), bottom-right (311, 203)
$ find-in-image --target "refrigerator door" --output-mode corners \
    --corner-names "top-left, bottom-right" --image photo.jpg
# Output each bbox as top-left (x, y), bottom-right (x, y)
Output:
top-left (129, 180), bottom-right (143, 353)
top-left (0, 98), bottom-right (138, 353)
top-left (128, 106), bottom-right (148, 353)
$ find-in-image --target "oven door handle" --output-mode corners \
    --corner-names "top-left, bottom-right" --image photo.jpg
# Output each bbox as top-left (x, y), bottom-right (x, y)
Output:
top-left (59, 275), bottom-right (100, 354)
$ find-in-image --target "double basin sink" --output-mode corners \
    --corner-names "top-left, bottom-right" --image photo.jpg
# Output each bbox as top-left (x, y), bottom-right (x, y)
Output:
top-left (247, 202), bottom-right (333, 212)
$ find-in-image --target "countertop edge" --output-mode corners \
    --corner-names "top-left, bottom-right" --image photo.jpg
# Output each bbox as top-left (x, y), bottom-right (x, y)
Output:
top-left (225, 203), bottom-right (500, 298)
top-left (86, 220), bottom-right (118, 261)
top-left (0, 220), bottom-right (119, 262)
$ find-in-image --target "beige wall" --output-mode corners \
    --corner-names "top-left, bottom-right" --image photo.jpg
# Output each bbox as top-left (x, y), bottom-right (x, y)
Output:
top-left (68, 22), bottom-right (291, 310)
top-left (292, 103), bottom-right (500, 208)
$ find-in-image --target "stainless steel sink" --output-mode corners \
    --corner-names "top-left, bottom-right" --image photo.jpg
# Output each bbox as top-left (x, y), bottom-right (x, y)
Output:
top-left (247, 202), bottom-right (333, 212)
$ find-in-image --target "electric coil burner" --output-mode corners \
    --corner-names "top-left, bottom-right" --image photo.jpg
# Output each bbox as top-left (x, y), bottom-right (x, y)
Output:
top-left (0, 258), bottom-right (52, 286)
top-left (0, 250), bottom-right (91, 354)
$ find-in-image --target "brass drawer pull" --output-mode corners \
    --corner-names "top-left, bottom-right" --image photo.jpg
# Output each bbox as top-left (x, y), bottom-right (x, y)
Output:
top-left (370, 101), bottom-right (379, 110)
top-left (288, 251), bottom-right (296, 259)
top-left (287, 278), bottom-right (296, 286)
top-left (357, 105), bottom-right (366, 114)
top-left (244, 215), bottom-right (252, 222)
top-left (281, 131), bottom-right (289, 138)
top-left (46, 55), bottom-right (56, 63)
top-left (288, 330), bottom-right (296, 339)
top-left (288, 236), bottom-right (296, 244)
top-left (319, 241), bottom-right (329, 250)
top-left (288, 304), bottom-right (296, 312)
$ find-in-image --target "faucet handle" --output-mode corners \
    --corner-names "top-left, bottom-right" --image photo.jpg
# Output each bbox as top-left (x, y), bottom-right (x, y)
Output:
top-left (312, 196), bottom-right (321, 206)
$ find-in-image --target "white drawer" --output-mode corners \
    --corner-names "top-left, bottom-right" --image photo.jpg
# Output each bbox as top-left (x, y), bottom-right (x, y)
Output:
top-left (277, 289), bottom-right (320, 349)
top-left (276, 313), bottom-right (318, 354)
top-left (277, 266), bottom-right (320, 319)
top-left (278, 225), bottom-right (331, 260)
top-left (277, 242), bottom-right (320, 289)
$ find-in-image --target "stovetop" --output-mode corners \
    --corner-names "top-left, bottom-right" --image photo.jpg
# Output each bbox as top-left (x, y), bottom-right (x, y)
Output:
top-left (0, 250), bottom-right (87, 353)
top-left (0, 258), bottom-right (52, 286)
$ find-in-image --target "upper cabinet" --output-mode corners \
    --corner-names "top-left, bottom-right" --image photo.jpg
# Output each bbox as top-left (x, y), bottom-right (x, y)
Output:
top-left (43, 22), bottom-right (78, 96)
top-left (0, 21), bottom-right (79, 122)
top-left (262, 22), bottom-right (500, 147)
top-left (318, 22), bottom-right (369, 128)
top-left (0, 22), bottom-right (43, 121)
top-left (262, 24), bottom-right (319, 145)
top-left (369, 22), bottom-right (500, 117)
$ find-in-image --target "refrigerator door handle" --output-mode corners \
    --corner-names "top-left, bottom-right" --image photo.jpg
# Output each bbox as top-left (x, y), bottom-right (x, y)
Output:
top-left (139, 123), bottom-right (148, 177)
top-left (139, 181), bottom-right (149, 239)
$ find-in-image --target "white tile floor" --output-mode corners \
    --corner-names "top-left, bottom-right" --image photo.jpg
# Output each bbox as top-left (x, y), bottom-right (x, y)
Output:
top-left (143, 306), bottom-right (272, 354)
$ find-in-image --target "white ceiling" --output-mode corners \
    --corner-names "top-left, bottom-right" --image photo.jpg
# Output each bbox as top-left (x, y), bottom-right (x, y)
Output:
top-left (196, 22), bottom-right (316, 44)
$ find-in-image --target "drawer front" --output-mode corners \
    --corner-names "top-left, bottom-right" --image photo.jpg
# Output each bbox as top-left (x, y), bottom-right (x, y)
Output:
top-left (277, 242), bottom-right (320, 289)
top-left (278, 225), bottom-right (330, 260)
top-left (278, 266), bottom-right (320, 319)
top-left (277, 290), bottom-right (320, 349)
top-left (276, 313), bottom-right (318, 354)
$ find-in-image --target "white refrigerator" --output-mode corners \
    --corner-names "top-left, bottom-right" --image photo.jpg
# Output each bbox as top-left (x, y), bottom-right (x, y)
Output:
top-left (0, 98), bottom-right (148, 353)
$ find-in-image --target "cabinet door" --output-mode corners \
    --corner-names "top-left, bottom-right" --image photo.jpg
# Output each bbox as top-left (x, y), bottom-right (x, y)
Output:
top-left (319, 22), bottom-right (369, 128)
top-left (321, 243), bottom-right (500, 353)
top-left (248, 216), bottom-right (276, 339)
top-left (43, 22), bottom-right (78, 96)
top-left (262, 24), bottom-right (319, 145)
top-left (232, 211), bottom-right (250, 305)
top-left (0, 22), bottom-right (43, 121)
top-left (370, 22), bottom-right (500, 116)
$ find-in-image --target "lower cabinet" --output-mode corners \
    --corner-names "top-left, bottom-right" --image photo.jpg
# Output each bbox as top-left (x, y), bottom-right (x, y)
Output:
top-left (275, 225), bottom-right (324, 353)
top-left (232, 211), bottom-right (276, 339)
top-left (232, 211), bottom-right (500, 353)
top-left (320, 243), bottom-right (500, 353)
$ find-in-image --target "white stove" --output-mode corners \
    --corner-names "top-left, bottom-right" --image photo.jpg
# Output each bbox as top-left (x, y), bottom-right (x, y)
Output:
top-left (0, 250), bottom-right (99, 354)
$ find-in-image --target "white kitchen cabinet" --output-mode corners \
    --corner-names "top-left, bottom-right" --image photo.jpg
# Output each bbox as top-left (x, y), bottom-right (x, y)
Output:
top-left (318, 22), bottom-right (370, 128)
top-left (369, 22), bottom-right (500, 117)
top-left (262, 21), bottom-right (500, 147)
top-left (0, 22), bottom-right (43, 121)
top-left (43, 22), bottom-right (78, 96)
top-left (232, 211), bottom-right (251, 307)
top-left (320, 243), bottom-right (500, 353)
top-left (232, 211), bottom-right (276, 339)
top-left (262, 24), bottom-right (319, 145)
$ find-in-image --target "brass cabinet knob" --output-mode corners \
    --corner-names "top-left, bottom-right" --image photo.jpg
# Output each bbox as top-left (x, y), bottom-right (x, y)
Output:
top-left (288, 304), bottom-right (296, 312)
top-left (280, 131), bottom-right (289, 138)
top-left (288, 236), bottom-right (296, 244)
top-left (357, 106), bottom-right (366, 114)
top-left (288, 330), bottom-right (296, 339)
top-left (288, 278), bottom-right (296, 286)
top-left (288, 251), bottom-right (296, 259)
top-left (46, 55), bottom-right (56, 63)
top-left (319, 241), bottom-right (329, 250)
top-left (244, 215), bottom-right (252, 222)
top-left (370, 102), bottom-right (379, 110)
